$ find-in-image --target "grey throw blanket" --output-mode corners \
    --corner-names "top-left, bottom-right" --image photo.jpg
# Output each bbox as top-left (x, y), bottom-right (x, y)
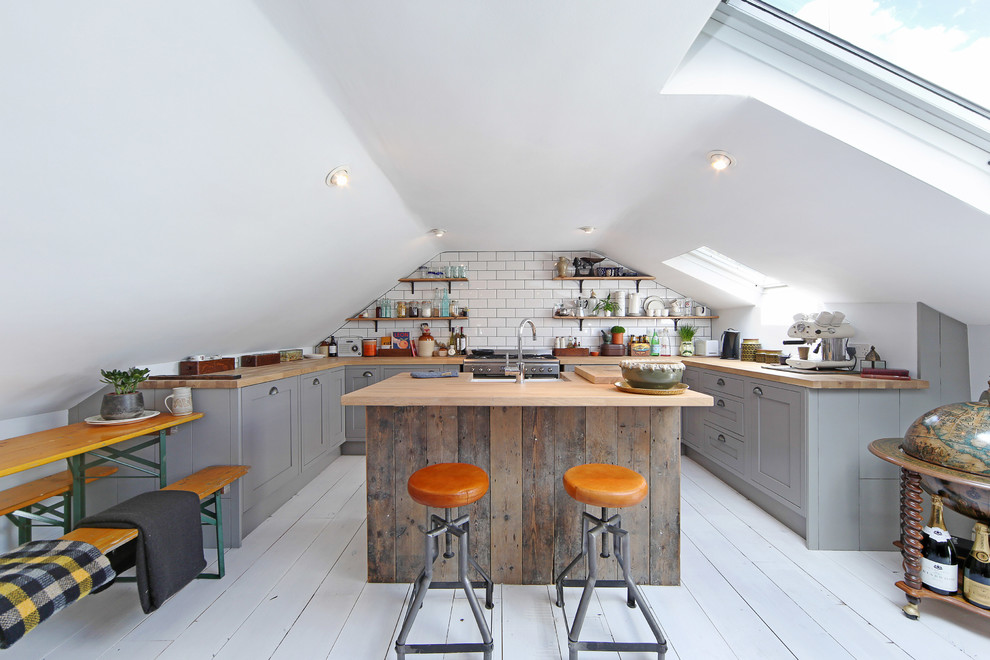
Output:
top-left (77, 490), bottom-right (205, 613)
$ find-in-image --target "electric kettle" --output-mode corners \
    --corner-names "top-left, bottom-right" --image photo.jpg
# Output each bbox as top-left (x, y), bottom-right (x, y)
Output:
top-left (720, 329), bottom-right (741, 359)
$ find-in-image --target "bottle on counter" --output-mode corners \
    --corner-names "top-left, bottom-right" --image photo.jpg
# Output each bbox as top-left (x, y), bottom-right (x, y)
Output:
top-left (456, 326), bottom-right (467, 355)
top-left (660, 329), bottom-right (671, 356)
top-left (328, 336), bottom-right (337, 357)
top-left (650, 330), bottom-right (660, 356)
top-left (921, 495), bottom-right (959, 595)
top-left (963, 522), bottom-right (990, 609)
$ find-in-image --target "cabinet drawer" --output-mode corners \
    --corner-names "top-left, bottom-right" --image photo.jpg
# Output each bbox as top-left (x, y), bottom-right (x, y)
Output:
top-left (707, 393), bottom-right (744, 435)
top-left (704, 424), bottom-right (745, 476)
top-left (700, 371), bottom-right (744, 398)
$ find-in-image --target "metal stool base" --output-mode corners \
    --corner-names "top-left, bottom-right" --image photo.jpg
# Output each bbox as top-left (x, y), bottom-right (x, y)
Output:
top-left (395, 509), bottom-right (495, 659)
top-left (554, 508), bottom-right (667, 660)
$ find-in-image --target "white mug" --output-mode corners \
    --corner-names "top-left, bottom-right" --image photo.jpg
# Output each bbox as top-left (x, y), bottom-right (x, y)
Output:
top-left (165, 387), bottom-right (193, 416)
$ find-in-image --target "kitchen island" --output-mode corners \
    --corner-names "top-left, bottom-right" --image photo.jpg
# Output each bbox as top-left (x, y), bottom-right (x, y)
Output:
top-left (341, 372), bottom-right (712, 586)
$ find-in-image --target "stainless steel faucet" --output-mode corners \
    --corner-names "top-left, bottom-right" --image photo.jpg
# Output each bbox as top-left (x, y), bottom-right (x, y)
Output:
top-left (509, 319), bottom-right (537, 383)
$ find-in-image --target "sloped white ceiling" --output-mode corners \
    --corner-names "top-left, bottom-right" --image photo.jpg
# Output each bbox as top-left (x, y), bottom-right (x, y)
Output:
top-left (2, 0), bottom-right (988, 423)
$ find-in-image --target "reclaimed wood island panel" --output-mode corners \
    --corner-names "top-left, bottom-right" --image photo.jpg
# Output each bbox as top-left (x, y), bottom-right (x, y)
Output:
top-left (341, 373), bottom-right (713, 586)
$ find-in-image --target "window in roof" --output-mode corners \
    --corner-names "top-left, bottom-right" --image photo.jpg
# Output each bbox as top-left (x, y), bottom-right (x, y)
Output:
top-left (663, 246), bottom-right (785, 304)
top-left (731, 0), bottom-right (990, 119)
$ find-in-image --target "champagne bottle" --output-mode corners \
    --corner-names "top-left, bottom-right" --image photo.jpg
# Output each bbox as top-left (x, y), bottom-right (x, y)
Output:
top-left (921, 495), bottom-right (958, 595)
top-left (963, 522), bottom-right (990, 609)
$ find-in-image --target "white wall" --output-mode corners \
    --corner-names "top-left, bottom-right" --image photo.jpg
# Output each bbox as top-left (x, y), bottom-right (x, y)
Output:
top-left (969, 325), bottom-right (990, 400)
top-left (332, 251), bottom-right (712, 351)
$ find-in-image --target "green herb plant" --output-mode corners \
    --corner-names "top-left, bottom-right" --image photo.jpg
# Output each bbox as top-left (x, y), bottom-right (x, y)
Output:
top-left (593, 299), bottom-right (618, 315)
top-left (610, 325), bottom-right (626, 334)
top-left (677, 325), bottom-right (698, 342)
top-left (100, 367), bottom-right (151, 395)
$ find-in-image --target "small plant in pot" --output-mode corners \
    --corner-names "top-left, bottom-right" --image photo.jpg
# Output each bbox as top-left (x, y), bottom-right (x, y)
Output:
top-left (677, 325), bottom-right (698, 356)
top-left (593, 298), bottom-right (618, 317)
top-left (99, 367), bottom-right (151, 420)
top-left (610, 326), bottom-right (626, 345)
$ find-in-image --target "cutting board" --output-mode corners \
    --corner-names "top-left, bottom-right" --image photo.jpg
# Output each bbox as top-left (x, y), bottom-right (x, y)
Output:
top-left (574, 365), bottom-right (622, 384)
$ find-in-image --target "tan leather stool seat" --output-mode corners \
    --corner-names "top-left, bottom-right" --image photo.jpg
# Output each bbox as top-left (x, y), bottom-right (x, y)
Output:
top-left (408, 463), bottom-right (489, 509)
top-left (563, 463), bottom-right (648, 509)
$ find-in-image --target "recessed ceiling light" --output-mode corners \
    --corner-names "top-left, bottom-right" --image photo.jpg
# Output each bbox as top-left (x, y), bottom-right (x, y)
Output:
top-left (430, 228), bottom-right (446, 237)
top-left (707, 151), bottom-right (734, 171)
top-left (326, 166), bottom-right (350, 187)
top-left (579, 226), bottom-right (595, 234)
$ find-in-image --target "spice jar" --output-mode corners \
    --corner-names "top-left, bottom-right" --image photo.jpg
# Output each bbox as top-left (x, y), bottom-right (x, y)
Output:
top-left (409, 301), bottom-right (419, 318)
top-left (396, 301), bottom-right (407, 318)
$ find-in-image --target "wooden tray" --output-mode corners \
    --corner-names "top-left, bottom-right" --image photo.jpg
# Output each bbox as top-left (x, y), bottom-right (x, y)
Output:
top-left (377, 348), bottom-right (414, 357)
top-left (614, 381), bottom-right (689, 395)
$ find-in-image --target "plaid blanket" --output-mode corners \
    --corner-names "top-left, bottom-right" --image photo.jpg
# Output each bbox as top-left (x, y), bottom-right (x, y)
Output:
top-left (0, 540), bottom-right (115, 648)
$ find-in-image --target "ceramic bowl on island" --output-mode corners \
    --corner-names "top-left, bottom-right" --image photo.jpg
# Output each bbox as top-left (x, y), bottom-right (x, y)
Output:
top-left (619, 360), bottom-right (685, 389)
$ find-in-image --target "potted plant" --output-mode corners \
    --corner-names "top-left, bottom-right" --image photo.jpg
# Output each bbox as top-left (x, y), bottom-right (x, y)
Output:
top-left (99, 367), bottom-right (151, 420)
top-left (594, 298), bottom-right (618, 317)
top-left (610, 325), bottom-right (626, 345)
top-left (677, 325), bottom-right (697, 356)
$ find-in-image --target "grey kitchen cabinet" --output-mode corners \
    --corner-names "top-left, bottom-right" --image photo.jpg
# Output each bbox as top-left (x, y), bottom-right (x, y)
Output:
top-left (241, 376), bottom-right (299, 511)
top-left (344, 364), bottom-right (447, 442)
top-left (680, 368), bottom-right (704, 451)
top-left (703, 424), bottom-right (746, 476)
top-left (300, 368), bottom-right (346, 468)
top-left (345, 366), bottom-right (382, 441)
top-left (745, 380), bottom-right (805, 511)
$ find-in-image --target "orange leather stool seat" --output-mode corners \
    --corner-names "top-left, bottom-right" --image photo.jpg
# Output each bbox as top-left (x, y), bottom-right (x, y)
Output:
top-left (407, 462), bottom-right (489, 509)
top-left (563, 463), bottom-right (648, 509)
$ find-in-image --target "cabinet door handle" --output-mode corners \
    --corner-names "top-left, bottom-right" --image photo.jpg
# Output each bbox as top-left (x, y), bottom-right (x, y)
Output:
top-left (313, 378), bottom-right (320, 386)
top-left (717, 434), bottom-right (726, 443)
top-left (753, 386), bottom-right (763, 396)
top-left (716, 378), bottom-right (725, 386)
top-left (362, 371), bottom-right (374, 378)
top-left (269, 386), bottom-right (279, 396)
top-left (716, 399), bottom-right (725, 407)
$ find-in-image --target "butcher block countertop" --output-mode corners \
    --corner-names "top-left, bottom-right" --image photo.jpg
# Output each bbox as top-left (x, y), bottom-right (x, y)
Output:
top-left (678, 357), bottom-right (929, 389)
top-left (340, 372), bottom-right (713, 407)
top-left (140, 355), bottom-right (927, 390)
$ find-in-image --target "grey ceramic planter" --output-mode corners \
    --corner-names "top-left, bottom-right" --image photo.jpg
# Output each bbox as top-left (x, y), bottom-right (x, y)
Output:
top-left (100, 392), bottom-right (144, 420)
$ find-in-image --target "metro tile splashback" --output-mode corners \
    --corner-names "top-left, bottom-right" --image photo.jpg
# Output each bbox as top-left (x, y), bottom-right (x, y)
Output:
top-left (331, 251), bottom-right (712, 350)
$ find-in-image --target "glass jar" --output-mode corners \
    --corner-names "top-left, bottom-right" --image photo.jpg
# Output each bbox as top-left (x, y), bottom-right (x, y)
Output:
top-left (409, 301), bottom-right (419, 318)
top-left (421, 299), bottom-right (433, 318)
top-left (396, 301), bottom-right (407, 318)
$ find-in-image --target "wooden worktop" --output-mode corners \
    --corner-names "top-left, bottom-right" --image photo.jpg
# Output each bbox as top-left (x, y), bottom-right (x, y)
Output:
top-left (140, 355), bottom-right (927, 390)
top-left (340, 372), bottom-right (713, 407)
top-left (679, 357), bottom-right (928, 389)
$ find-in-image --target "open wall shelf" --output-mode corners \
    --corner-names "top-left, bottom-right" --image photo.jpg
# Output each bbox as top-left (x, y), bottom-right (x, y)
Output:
top-left (554, 314), bottom-right (719, 331)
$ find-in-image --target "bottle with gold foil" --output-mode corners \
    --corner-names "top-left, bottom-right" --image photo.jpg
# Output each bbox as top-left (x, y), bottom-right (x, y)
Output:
top-left (963, 522), bottom-right (990, 609)
top-left (921, 495), bottom-right (958, 595)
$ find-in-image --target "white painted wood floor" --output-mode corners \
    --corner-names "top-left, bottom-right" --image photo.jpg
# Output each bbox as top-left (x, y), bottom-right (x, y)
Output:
top-left (6, 455), bottom-right (990, 659)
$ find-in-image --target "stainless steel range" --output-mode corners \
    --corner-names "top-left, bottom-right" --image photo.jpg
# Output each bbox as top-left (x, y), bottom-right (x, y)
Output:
top-left (462, 349), bottom-right (561, 379)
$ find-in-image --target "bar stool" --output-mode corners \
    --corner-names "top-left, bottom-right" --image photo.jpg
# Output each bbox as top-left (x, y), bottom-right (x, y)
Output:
top-left (554, 463), bottom-right (667, 660)
top-left (394, 462), bottom-right (495, 659)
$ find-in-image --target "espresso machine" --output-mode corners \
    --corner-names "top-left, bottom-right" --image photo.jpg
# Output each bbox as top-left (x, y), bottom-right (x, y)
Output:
top-left (783, 311), bottom-right (857, 370)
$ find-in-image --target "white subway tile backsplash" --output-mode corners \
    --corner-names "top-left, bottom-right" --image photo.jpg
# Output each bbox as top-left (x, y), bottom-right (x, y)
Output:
top-left (330, 250), bottom-right (711, 351)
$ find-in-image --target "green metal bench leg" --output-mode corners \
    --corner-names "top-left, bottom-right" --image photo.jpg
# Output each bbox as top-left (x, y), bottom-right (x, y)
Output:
top-left (196, 491), bottom-right (226, 580)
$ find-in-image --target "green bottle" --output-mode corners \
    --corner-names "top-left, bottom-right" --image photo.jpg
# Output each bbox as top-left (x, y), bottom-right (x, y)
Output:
top-left (650, 330), bottom-right (660, 356)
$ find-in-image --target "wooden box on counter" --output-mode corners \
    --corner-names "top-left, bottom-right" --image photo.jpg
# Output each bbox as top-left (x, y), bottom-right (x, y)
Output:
top-left (552, 347), bottom-right (590, 357)
top-left (376, 348), bottom-right (414, 357)
top-left (178, 357), bottom-right (236, 375)
top-left (600, 344), bottom-right (627, 357)
top-left (240, 353), bottom-right (280, 367)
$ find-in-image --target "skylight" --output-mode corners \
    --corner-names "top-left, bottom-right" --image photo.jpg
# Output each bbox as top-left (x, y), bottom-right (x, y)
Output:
top-left (733, 0), bottom-right (990, 118)
top-left (663, 246), bottom-right (784, 305)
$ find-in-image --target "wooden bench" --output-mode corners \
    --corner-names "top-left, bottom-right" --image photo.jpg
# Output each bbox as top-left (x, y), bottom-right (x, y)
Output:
top-left (63, 465), bottom-right (249, 579)
top-left (0, 467), bottom-right (118, 544)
